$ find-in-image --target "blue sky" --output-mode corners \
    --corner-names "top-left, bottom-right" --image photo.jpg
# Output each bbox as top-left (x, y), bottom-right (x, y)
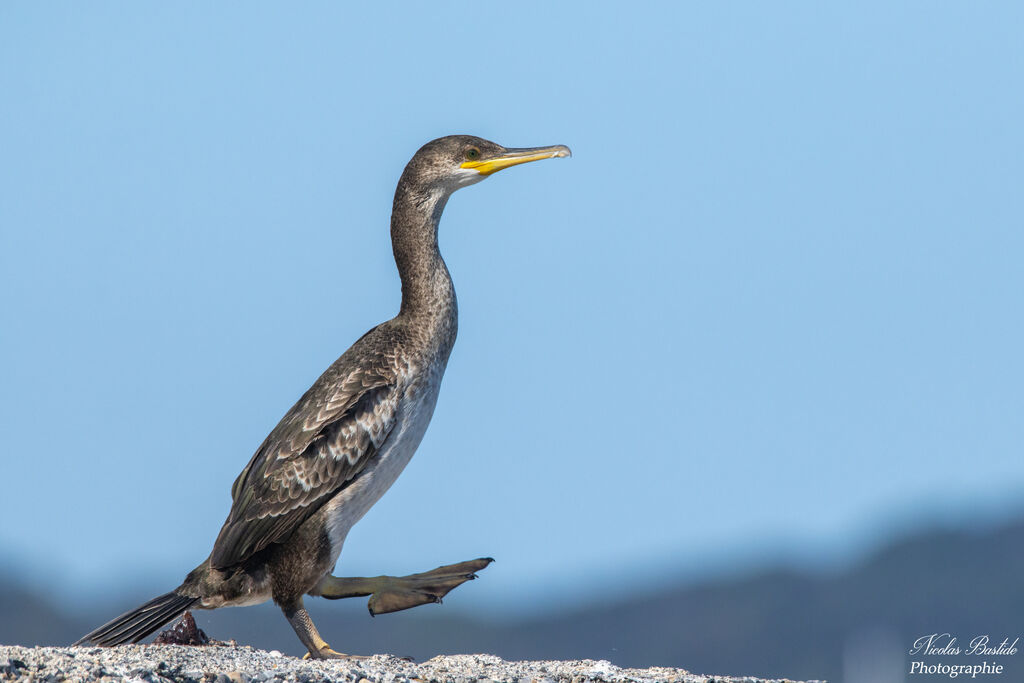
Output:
top-left (2, 3), bottom-right (1023, 614)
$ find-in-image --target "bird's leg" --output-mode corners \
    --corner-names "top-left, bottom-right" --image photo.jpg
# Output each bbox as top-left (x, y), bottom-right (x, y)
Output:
top-left (314, 557), bottom-right (493, 615)
top-left (282, 597), bottom-right (366, 660)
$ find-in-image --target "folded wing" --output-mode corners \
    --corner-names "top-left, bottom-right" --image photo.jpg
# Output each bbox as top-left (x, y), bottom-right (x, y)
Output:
top-left (211, 355), bottom-right (400, 569)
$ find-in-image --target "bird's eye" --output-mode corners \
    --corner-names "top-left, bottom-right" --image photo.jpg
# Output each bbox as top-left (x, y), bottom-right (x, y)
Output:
top-left (465, 147), bottom-right (481, 161)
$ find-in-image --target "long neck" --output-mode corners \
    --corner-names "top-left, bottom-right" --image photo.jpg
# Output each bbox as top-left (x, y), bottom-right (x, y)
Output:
top-left (391, 180), bottom-right (456, 321)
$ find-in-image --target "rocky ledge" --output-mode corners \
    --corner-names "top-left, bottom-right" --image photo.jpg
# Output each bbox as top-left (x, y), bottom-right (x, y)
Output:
top-left (0, 645), bottom-right (819, 683)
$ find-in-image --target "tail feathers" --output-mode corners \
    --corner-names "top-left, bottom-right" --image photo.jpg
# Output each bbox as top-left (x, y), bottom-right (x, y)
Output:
top-left (73, 591), bottom-right (200, 647)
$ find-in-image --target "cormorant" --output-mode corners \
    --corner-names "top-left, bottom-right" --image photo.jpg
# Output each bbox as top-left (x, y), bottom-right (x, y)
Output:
top-left (74, 135), bottom-right (571, 658)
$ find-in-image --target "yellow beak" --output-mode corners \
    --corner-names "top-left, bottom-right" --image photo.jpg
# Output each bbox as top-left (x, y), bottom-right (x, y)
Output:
top-left (461, 145), bottom-right (572, 176)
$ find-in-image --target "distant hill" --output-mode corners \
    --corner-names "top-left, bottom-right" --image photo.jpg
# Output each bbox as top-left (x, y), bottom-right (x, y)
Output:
top-left (4, 518), bottom-right (1023, 683)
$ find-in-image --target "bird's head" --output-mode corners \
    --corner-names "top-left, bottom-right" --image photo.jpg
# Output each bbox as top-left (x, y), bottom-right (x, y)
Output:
top-left (399, 135), bottom-right (571, 196)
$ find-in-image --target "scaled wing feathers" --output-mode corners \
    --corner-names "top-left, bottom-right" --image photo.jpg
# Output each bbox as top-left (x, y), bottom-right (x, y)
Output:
top-left (211, 359), bottom-right (399, 569)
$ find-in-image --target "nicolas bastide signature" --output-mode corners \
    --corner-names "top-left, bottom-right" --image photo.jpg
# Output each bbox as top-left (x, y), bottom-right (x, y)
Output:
top-left (910, 633), bottom-right (1020, 657)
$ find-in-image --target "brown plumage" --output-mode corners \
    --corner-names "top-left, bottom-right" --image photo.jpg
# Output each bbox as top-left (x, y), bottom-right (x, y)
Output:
top-left (75, 135), bottom-right (570, 657)
top-left (213, 359), bottom-right (399, 568)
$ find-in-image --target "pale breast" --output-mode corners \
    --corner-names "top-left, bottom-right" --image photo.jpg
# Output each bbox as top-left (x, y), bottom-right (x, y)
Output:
top-left (320, 364), bottom-right (445, 567)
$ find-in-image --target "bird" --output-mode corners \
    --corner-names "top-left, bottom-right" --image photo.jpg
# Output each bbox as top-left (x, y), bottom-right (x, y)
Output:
top-left (73, 135), bottom-right (571, 659)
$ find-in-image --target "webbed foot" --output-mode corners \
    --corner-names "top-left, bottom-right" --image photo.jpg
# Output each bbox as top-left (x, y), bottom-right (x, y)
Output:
top-left (284, 597), bottom-right (368, 660)
top-left (302, 648), bottom-right (367, 660)
top-left (316, 557), bottom-right (494, 615)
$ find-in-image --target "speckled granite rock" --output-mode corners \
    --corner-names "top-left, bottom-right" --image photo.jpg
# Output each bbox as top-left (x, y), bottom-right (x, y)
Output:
top-left (0, 645), bottom-right (821, 683)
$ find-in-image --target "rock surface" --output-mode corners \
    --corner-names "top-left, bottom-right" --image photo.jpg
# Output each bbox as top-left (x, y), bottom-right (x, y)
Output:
top-left (0, 645), bottom-right (820, 683)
